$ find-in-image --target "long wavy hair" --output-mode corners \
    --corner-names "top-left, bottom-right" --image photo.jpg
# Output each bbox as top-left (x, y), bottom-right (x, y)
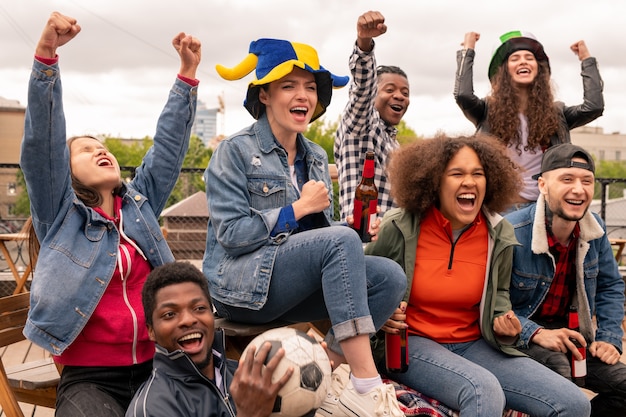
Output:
top-left (388, 133), bottom-right (522, 217)
top-left (487, 60), bottom-right (561, 153)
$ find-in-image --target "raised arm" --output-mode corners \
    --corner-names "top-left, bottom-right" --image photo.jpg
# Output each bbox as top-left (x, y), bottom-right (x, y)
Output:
top-left (35, 11), bottom-right (81, 58)
top-left (356, 10), bottom-right (387, 52)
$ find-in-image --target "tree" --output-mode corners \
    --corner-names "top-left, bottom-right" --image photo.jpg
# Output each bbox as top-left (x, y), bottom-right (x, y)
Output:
top-left (12, 170), bottom-right (29, 217)
top-left (396, 120), bottom-right (422, 145)
top-left (594, 159), bottom-right (626, 199)
top-left (304, 118), bottom-right (338, 163)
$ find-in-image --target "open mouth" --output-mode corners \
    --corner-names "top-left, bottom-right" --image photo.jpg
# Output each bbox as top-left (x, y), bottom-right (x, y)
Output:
top-left (178, 332), bottom-right (203, 351)
top-left (516, 68), bottom-right (530, 75)
top-left (390, 104), bottom-right (403, 112)
top-left (97, 157), bottom-right (113, 167)
top-left (457, 193), bottom-right (476, 209)
top-left (290, 106), bottom-right (308, 116)
top-left (565, 199), bottom-right (584, 206)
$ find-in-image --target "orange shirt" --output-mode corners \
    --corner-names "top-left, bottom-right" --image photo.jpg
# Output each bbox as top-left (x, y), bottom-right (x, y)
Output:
top-left (406, 207), bottom-right (488, 343)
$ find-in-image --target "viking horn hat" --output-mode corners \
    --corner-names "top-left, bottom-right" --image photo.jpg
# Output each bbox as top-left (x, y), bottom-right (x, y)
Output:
top-left (216, 38), bottom-right (349, 122)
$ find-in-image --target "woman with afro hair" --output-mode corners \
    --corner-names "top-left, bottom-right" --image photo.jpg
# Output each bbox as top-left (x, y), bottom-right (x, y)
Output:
top-left (365, 133), bottom-right (591, 417)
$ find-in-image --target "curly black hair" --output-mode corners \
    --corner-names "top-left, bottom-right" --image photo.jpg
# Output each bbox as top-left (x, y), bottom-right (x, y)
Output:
top-left (142, 261), bottom-right (211, 327)
top-left (388, 133), bottom-right (522, 217)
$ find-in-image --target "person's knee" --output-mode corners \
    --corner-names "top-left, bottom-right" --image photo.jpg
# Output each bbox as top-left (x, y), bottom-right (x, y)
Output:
top-left (458, 372), bottom-right (505, 412)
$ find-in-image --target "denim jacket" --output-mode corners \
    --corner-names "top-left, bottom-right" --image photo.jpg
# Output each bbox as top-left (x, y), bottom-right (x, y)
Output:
top-left (202, 114), bottom-right (333, 309)
top-left (505, 197), bottom-right (625, 351)
top-left (20, 59), bottom-right (197, 355)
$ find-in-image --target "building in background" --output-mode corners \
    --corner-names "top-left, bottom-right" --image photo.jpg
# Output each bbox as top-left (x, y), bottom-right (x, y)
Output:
top-left (0, 97), bottom-right (25, 220)
top-left (191, 100), bottom-right (218, 147)
top-left (571, 126), bottom-right (624, 162)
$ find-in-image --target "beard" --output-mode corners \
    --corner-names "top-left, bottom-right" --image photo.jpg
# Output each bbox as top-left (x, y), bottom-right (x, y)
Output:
top-left (546, 199), bottom-right (588, 222)
top-left (195, 350), bottom-right (213, 371)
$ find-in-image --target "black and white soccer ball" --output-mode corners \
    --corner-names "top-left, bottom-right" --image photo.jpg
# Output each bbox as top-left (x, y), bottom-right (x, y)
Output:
top-left (242, 327), bottom-right (332, 417)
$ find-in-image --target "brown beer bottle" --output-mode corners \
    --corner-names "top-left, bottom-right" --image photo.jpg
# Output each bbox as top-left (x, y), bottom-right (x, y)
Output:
top-left (567, 305), bottom-right (587, 387)
top-left (352, 151), bottom-right (378, 243)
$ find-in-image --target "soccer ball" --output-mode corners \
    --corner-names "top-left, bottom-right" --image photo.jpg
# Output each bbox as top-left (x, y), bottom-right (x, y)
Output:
top-left (242, 327), bottom-right (332, 417)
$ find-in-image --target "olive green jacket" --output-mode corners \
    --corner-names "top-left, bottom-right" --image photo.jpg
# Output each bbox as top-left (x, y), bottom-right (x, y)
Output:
top-left (365, 207), bottom-right (524, 358)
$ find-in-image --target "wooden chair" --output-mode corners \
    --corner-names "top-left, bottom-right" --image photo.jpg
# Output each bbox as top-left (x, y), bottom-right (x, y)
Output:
top-left (0, 292), bottom-right (58, 416)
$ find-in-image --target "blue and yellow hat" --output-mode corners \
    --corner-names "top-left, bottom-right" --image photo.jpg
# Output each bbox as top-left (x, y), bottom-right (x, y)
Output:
top-left (488, 31), bottom-right (549, 80)
top-left (216, 38), bottom-right (349, 122)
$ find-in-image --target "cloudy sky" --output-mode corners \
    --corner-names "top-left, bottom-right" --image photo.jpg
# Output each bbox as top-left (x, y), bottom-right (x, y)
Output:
top-left (1, 0), bottom-right (624, 140)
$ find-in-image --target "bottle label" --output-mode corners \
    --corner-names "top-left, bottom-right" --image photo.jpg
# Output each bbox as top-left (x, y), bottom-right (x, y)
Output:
top-left (572, 346), bottom-right (587, 378)
top-left (353, 199), bottom-right (377, 237)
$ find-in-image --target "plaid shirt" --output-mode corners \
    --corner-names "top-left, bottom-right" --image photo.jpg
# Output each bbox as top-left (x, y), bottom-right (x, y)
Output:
top-left (538, 222), bottom-right (580, 320)
top-left (334, 42), bottom-right (399, 220)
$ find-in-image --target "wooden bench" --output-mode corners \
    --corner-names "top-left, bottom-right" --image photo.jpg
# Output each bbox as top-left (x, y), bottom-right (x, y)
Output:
top-left (0, 292), bottom-right (58, 416)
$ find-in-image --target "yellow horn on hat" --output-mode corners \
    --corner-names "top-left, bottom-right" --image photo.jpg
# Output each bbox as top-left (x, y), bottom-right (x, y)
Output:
top-left (216, 53), bottom-right (259, 81)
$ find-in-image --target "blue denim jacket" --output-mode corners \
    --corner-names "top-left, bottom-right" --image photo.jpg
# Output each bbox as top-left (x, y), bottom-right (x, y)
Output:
top-left (20, 59), bottom-right (197, 355)
top-left (202, 114), bottom-right (333, 309)
top-left (506, 197), bottom-right (624, 351)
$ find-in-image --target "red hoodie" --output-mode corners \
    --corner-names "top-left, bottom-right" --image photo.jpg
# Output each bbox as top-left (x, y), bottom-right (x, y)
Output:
top-left (54, 196), bottom-right (154, 366)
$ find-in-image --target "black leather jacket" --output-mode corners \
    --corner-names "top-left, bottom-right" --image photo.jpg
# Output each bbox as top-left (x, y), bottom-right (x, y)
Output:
top-left (454, 48), bottom-right (604, 145)
top-left (126, 330), bottom-right (239, 417)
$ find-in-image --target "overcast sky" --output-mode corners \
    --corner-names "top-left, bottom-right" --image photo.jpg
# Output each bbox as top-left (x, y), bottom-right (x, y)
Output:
top-left (1, 0), bottom-right (624, 141)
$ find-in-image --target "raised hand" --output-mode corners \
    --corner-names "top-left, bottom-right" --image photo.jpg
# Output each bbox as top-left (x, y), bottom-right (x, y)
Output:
top-left (36, 11), bottom-right (81, 59)
top-left (570, 40), bottom-right (591, 61)
top-left (462, 32), bottom-right (480, 50)
top-left (356, 10), bottom-right (387, 52)
top-left (172, 32), bottom-right (201, 80)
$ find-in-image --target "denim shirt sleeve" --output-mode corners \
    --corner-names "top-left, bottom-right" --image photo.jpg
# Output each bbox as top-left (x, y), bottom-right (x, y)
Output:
top-left (20, 59), bottom-right (73, 240)
top-left (271, 205), bottom-right (298, 236)
top-left (130, 77), bottom-right (197, 216)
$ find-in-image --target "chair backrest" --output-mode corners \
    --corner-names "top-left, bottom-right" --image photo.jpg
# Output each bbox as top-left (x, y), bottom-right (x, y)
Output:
top-left (0, 293), bottom-right (29, 348)
top-left (0, 292), bottom-right (30, 417)
top-left (0, 292), bottom-right (59, 417)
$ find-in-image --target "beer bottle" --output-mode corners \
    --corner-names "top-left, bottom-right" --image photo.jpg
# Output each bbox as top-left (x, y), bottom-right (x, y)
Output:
top-left (352, 151), bottom-right (378, 243)
top-left (567, 305), bottom-right (587, 387)
top-left (385, 326), bottom-right (409, 373)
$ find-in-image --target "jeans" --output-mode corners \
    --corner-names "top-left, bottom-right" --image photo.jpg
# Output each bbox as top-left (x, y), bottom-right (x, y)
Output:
top-left (212, 226), bottom-right (407, 353)
top-left (520, 343), bottom-right (626, 416)
top-left (56, 361), bottom-right (153, 417)
top-left (391, 336), bottom-right (591, 417)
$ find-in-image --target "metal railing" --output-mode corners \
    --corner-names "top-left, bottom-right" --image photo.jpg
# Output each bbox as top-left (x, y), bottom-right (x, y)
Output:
top-left (1, 164), bottom-right (626, 262)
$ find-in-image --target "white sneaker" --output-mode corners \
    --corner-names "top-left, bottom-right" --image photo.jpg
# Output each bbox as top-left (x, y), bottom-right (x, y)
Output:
top-left (338, 382), bottom-right (404, 417)
top-left (315, 364), bottom-right (351, 417)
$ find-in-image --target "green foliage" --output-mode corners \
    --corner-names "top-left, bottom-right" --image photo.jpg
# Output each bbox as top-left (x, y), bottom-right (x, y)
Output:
top-left (396, 120), bottom-right (422, 145)
top-left (12, 170), bottom-right (30, 216)
top-left (12, 135), bottom-right (212, 217)
top-left (304, 118), bottom-right (339, 163)
top-left (165, 135), bottom-right (212, 207)
top-left (105, 137), bottom-right (153, 167)
top-left (594, 160), bottom-right (626, 199)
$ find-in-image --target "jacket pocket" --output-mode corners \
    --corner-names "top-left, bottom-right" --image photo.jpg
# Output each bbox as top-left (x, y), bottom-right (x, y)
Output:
top-left (510, 270), bottom-right (543, 306)
top-left (49, 208), bottom-right (107, 268)
top-left (248, 178), bottom-right (286, 211)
